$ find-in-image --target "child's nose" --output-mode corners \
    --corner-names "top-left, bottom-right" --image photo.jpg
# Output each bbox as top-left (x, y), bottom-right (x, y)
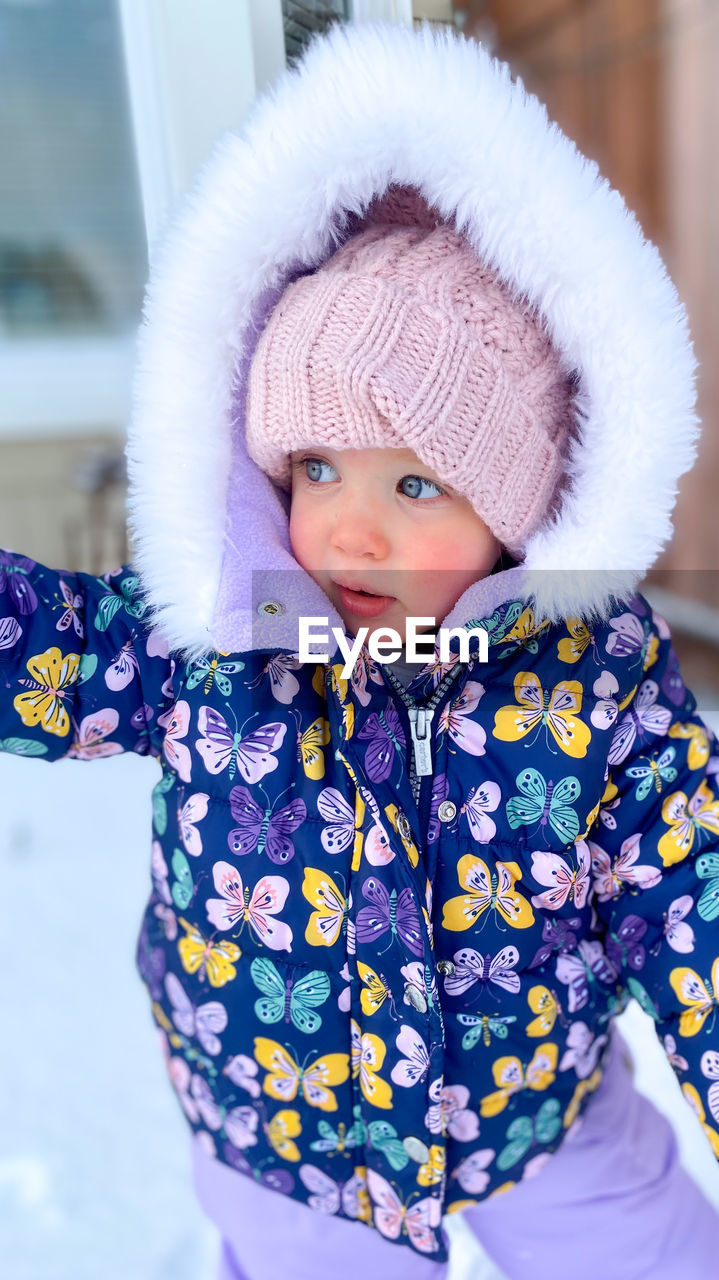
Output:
top-left (329, 500), bottom-right (390, 559)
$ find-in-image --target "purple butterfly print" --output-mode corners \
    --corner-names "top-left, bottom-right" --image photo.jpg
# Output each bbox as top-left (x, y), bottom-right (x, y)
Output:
top-left (428, 774), bottom-right (449, 845)
top-left (136, 920), bottom-right (166, 1001)
top-left (556, 940), bottom-right (617, 1013)
top-left (105, 637), bottom-right (139, 690)
top-left (0, 616), bottom-right (22, 650)
top-left (355, 876), bottom-right (423, 957)
top-left (223, 1141), bottom-right (295, 1194)
top-left (529, 917), bottom-right (582, 969)
top-left (357, 701), bottom-right (406, 783)
top-left (608, 680), bottom-right (673, 768)
top-left (661, 647), bottom-right (686, 707)
top-left (606, 914), bottom-right (647, 973)
top-left (0, 553), bottom-right (38, 614)
top-left (605, 612), bottom-right (655, 668)
top-left (227, 785), bottom-right (307, 864)
top-left (196, 707), bottom-right (286, 782)
top-left (443, 946), bottom-right (521, 999)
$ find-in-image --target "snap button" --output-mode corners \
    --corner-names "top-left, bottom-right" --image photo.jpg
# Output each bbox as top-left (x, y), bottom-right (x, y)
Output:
top-left (396, 811), bottom-right (412, 843)
top-left (437, 800), bottom-right (456, 823)
top-left (257, 600), bottom-right (284, 617)
top-left (436, 958), bottom-right (455, 978)
top-left (404, 983), bottom-right (428, 1014)
top-left (403, 1136), bottom-right (430, 1164)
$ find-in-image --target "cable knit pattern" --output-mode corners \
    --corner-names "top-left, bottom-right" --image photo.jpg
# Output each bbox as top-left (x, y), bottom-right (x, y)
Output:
top-left (245, 224), bottom-right (576, 551)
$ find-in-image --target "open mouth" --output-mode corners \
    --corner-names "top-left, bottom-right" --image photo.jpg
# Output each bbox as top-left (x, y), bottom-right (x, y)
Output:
top-left (333, 580), bottom-right (396, 617)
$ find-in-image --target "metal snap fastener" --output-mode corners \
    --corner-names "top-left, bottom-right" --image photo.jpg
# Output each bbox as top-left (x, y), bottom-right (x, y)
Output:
top-left (396, 811), bottom-right (412, 842)
top-left (403, 1136), bottom-right (430, 1165)
top-left (257, 599), bottom-right (284, 617)
top-left (436, 958), bottom-right (455, 978)
top-left (437, 800), bottom-right (456, 823)
top-left (404, 983), bottom-right (428, 1014)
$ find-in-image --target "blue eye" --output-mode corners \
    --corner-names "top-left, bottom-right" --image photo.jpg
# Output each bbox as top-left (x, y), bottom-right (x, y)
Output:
top-left (400, 474), bottom-right (444, 500)
top-left (304, 458), bottom-right (337, 483)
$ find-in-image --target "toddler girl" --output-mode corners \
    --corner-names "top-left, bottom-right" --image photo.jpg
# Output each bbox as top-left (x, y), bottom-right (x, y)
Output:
top-left (2, 20), bottom-right (719, 1280)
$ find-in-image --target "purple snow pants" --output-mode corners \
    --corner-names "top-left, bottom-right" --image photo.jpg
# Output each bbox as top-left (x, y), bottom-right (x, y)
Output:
top-left (191, 1031), bottom-right (719, 1280)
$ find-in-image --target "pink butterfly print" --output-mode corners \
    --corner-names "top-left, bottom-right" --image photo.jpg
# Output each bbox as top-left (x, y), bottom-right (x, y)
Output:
top-left (0, 616), bottom-right (22, 650)
top-left (390, 1025), bottom-right (430, 1088)
top-left (589, 833), bottom-right (662, 901)
top-left (530, 841), bottom-right (591, 911)
top-left (248, 653), bottom-right (301, 705)
top-left (591, 671), bottom-right (620, 730)
top-left (350, 649), bottom-right (384, 706)
top-left (190, 1073), bottom-right (223, 1130)
top-left (452, 1148), bottom-right (495, 1195)
top-left (227, 785), bottom-right (306, 864)
top-left (164, 971), bottom-right (227, 1056)
top-left (663, 1034), bottom-right (688, 1072)
top-left (196, 707), bottom-right (286, 782)
top-left (205, 860), bottom-right (293, 951)
top-left (555, 940), bottom-right (617, 1013)
top-left (167, 1056), bottom-right (199, 1122)
top-left (443, 945), bottom-right (520, 998)
top-left (662, 895), bottom-right (695, 953)
top-left (105, 637), bottom-right (139, 690)
top-left (154, 902), bottom-right (178, 941)
top-left (605, 612), bottom-right (658, 670)
top-left (357, 783), bottom-right (394, 865)
top-left (223, 1053), bottom-right (261, 1099)
top-left (299, 1165), bottom-right (368, 1218)
top-left (151, 840), bottom-right (172, 904)
top-left (425, 1081), bottom-right (480, 1142)
top-left (608, 680), bottom-right (672, 768)
top-left (559, 1022), bottom-right (607, 1079)
top-left (223, 1106), bottom-right (259, 1150)
top-left (461, 781), bottom-right (500, 844)
top-left (438, 681), bottom-right (487, 756)
top-left (54, 578), bottom-right (84, 638)
top-left (67, 709), bottom-right (122, 759)
top-left (366, 1170), bottom-right (441, 1254)
top-left (178, 793), bottom-right (209, 856)
top-left (159, 700), bottom-right (192, 782)
top-left (701, 1050), bottom-right (719, 1125)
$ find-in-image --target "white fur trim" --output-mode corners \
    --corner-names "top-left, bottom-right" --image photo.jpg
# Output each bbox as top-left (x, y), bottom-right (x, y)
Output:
top-left (127, 21), bottom-right (698, 654)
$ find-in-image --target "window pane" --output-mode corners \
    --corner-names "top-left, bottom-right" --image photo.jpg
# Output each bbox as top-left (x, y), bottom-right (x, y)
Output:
top-left (282, 0), bottom-right (349, 64)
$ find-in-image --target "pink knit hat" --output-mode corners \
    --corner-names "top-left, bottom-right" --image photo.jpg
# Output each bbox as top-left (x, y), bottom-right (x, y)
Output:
top-left (245, 220), bottom-right (576, 552)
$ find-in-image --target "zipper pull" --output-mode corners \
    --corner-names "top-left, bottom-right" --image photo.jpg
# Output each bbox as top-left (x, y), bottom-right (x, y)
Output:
top-left (408, 706), bottom-right (434, 777)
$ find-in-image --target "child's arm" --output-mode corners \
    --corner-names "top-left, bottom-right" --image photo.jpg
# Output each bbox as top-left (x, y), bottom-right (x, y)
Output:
top-left (0, 551), bottom-right (176, 761)
top-left (591, 598), bottom-right (719, 1153)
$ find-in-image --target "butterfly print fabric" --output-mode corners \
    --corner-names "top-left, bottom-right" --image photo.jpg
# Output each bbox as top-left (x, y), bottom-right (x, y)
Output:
top-left (3, 554), bottom-right (719, 1261)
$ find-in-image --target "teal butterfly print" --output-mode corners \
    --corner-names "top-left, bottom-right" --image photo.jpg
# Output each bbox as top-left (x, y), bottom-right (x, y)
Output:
top-left (626, 747), bottom-right (677, 802)
top-left (171, 847), bottom-right (194, 910)
top-left (186, 653), bottom-right (245, 697)
top-left (496, 1097), bottom-right (562, 1171)
top-left (456, 1012), bottom-right (517, 1050)
top-left (506, 768), bottom-right (581, 844)
top-left (93, 574), bottom-right (148, 631)
top-left (696, 852), bottom-right (719, 923)
top-left (250, 957), bottom-right (331, 1034)
top-left (310, 1113), bottom-right (366, 1156)
top-left (0, 737), bottom-right (48, 757)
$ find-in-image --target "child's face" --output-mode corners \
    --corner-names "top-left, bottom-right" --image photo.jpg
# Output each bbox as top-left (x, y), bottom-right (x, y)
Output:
top-left (289, 446), bottom-right (501, 643)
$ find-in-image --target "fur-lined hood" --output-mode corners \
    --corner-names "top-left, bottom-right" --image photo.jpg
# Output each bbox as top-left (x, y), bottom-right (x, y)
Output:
top-left (127, 20), bottom-right (698, 659)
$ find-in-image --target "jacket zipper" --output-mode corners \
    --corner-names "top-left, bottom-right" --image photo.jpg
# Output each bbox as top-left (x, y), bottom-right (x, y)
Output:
top-left (384, 664), bottom-right (463, 808)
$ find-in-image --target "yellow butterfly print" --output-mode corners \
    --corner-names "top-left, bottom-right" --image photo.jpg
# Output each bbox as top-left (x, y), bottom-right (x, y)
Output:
top-left (358, 962), bottom-right (393, 1017)
top-left (384, 803), bottom-right (419, 867)
top-left (303, 868), bottom-right (348, 947)
top-left (480, 1043), bottom-right (558, 1117)
top-left (177, 917), bottom-right (241, 987)
top-left (504, 608), bottom-right (550, 652)
top-left (329, 664), bottom-right (354, 739)
top-left (669, 958), bottom-right (719, 1037)
top-left (682, 1084), bottom-right (719, 1158)
top-left (563, 1067), bottom-right (602, 1129)
top-left (526, 986), bottom-right (559, 1037)
top-left (417, 1144), bottom-right (445, 1188)
top-left (311, 664), bottom-right (328, 700)
top-left (493, 673), bottom-right (591, 759)
top-left (557, 618), bottom-right (593, 664)
top-left (668, 721), bottom-right (710, 772)
top-left (264, 1109), bottom-right (302, 1161)
top-left (295, 716), bottom-right (330, 780)
top-left (350, 1018), bottom-right (393, 1109)
top-left (442, 855), bottom-right (535, 932)
top-left (334, 753), bottom-right (367, 872)
top-left (13, 646), bottom-right (81, 737)
top-left (254, 1037), bottom-right (350, 1112)
top-left (658, 780), bottom-right (719, 867)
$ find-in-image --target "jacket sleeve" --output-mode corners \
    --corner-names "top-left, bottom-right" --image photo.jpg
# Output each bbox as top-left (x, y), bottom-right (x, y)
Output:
top-left (588, 596), bottom-right (719, 1155)
top-left (0, 551), bottom-right (176, 761)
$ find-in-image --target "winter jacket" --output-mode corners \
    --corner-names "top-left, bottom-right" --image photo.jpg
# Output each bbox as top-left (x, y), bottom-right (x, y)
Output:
top-left (2, 22), bottom-right (717, 1264)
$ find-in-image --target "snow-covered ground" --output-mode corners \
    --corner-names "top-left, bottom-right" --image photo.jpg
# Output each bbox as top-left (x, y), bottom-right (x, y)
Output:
top-left (2, 738), bottom-right (719, 1280)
